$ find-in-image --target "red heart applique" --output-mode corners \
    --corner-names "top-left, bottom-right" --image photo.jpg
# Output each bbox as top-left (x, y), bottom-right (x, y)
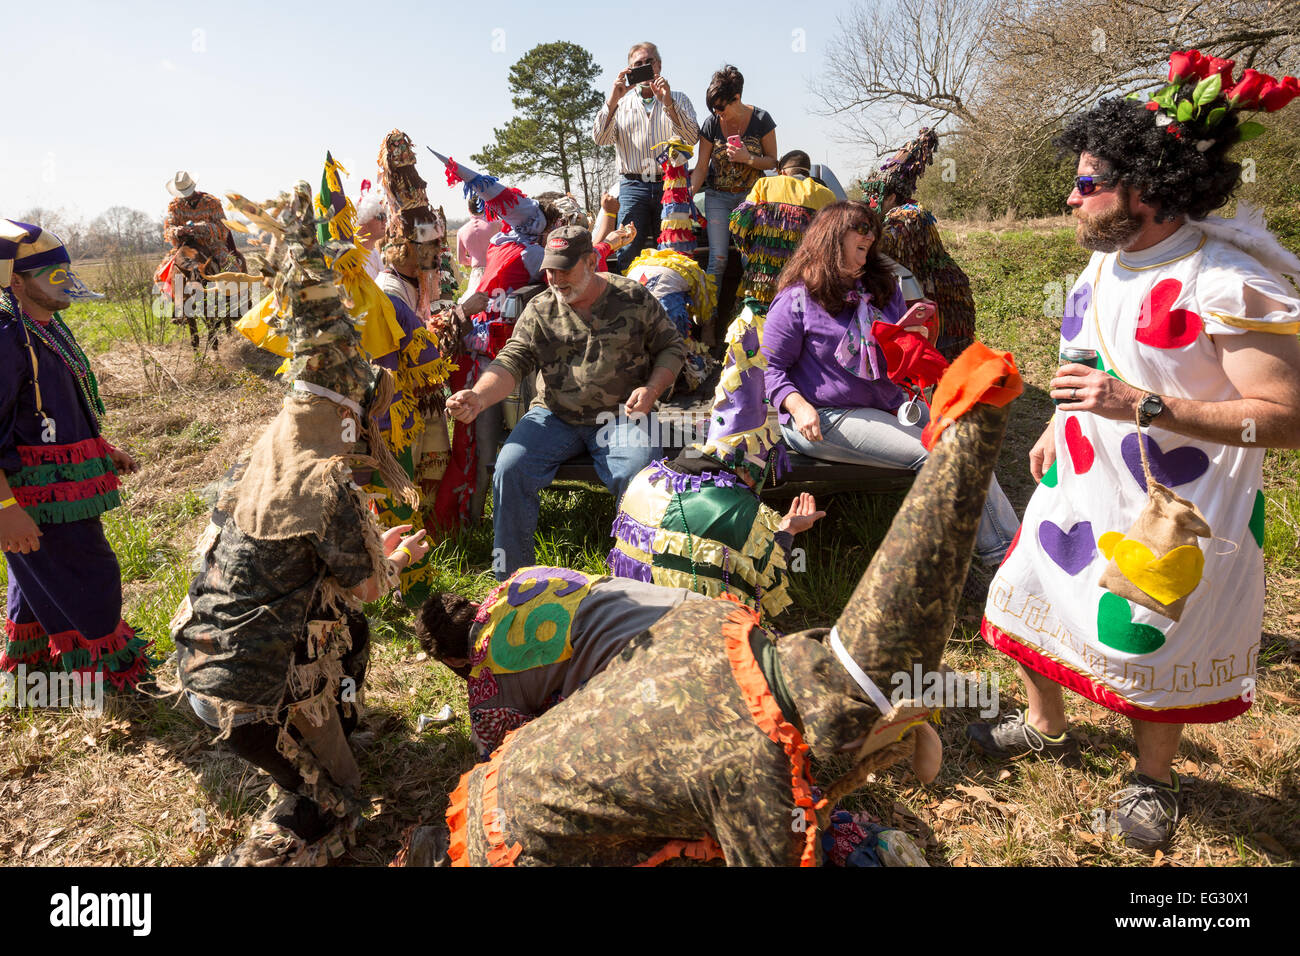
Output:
top-left (1134, 278), bottom-right (1203, 349)
top-left (1065, 415), bottom-right (1094, 474)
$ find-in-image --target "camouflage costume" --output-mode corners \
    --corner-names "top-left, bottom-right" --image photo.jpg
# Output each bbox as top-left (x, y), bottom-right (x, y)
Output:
top-left (172, 173), bottom-right (410, 864)
top-left (445, 346), bottom-right (1023, 865)
top-left (489, 273), bottom-right (687, 426)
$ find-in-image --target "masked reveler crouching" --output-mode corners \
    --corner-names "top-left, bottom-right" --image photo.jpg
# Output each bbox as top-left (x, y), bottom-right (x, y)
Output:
top-left (416, 345), bottom-right (1021, 866)
top-left (168, 174), bottom-right (429, 866)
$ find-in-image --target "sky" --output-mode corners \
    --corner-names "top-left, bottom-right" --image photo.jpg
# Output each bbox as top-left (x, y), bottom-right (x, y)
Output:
top-left (0, 0), bottom-right (897, 227)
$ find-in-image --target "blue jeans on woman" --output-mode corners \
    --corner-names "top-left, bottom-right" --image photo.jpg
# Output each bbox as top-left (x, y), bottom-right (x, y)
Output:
top-left (780, 404), bottom-right (1020, 565)
top-left (704, 188), bottom-right (747, 317)
top-left (492, 406), bottom-right (661, 579)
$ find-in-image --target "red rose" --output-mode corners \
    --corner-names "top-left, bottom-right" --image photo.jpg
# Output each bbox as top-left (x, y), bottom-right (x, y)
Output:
top-left (1226, 69), bottom-right (1271, 109)
top-left (1259, 75), bottom-right (1300, 112)
top-left (1145, 100), bottom-right (1161, 110)
top-left (1204, 56), bottom-right (1236, 87)
top-left (1168, 50), bottom-right (1206, 84)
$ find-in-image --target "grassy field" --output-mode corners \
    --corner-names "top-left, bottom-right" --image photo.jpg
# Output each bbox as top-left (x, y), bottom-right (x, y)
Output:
top-left (2, 227), bottom-right (1297, 867)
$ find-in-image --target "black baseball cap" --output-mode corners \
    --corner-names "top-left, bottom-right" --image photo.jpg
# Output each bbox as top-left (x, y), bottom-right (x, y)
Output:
top-left (540, 225), bottom-right (595, 271)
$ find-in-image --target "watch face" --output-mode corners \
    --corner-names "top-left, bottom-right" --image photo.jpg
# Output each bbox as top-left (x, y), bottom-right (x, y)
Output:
top-left (1140, 394), bottom-right (1164, 421)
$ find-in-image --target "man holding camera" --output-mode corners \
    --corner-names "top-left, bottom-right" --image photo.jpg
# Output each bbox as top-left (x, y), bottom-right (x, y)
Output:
top-left (446, 226), bottom-right (686, 579)
top-left (593, 42), bottom-right (699, 272)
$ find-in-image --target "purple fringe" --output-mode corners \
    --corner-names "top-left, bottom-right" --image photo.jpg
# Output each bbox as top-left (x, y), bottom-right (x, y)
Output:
top-left (610, 510), bottom-right (660, 553)
top-left (646, 459), bottom-right (738, 494)
top-left (607, 547), bottom-right (654, 583)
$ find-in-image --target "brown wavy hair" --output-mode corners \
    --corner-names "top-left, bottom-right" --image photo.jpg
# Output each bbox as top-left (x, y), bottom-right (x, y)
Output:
top-left (776, 201), bottom-right (897, 314)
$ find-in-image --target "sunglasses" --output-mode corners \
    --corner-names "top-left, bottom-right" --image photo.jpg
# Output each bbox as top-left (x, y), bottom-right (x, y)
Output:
top-left (1075, 175), bottom-right (1116, 196)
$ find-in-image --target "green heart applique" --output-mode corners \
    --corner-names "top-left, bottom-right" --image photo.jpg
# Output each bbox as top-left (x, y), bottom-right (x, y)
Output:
top-left (1249, 490), bottom-right (1265, 549)
top-left (1097, 592), bottom-right (1166, 655)
top-left (1041, 460), bottom-right (1059, 488)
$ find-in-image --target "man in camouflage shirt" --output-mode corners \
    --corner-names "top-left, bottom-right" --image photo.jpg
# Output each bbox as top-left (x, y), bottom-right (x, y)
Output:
top-left (448, 225), bottom-right (686, 579)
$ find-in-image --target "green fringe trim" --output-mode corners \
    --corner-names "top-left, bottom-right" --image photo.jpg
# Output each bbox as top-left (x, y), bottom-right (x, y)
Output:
top-left (25, 489), bottom-right (121, 526)
top-left (8, 455), bottom-right (114, 488)
top-left (3, 635), bottom-right (50, 659)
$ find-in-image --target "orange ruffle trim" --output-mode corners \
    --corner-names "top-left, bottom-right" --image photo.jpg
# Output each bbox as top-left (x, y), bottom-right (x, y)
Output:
top-left (720, 596), bottom-right (825, 866)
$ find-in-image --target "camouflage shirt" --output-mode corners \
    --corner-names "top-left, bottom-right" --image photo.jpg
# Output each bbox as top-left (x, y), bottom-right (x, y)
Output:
top-left (489, 273), bottom-right (687, 425)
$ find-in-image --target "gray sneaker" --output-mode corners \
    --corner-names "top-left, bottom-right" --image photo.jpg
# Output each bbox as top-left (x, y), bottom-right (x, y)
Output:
top-left (1092, 771), bottom-right (1181, 851)
top-left (966, 709), bottom-right (1073, 759)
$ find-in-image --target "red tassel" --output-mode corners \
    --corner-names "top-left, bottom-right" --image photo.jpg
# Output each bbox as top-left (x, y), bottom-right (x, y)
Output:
top-left (47, 630), bottom-right (79, 654)
top-left (13, 471), bottom-right (121, 507)
top-left (444, 158), bottom-right (462, 186)
top-left (4, 619), bottom-right (46, 642)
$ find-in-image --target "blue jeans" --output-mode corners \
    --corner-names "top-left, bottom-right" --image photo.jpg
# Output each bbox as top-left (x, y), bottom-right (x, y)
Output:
top-left (780, 405), bottom-right (1020, 565)
top-left (613, 178), bottom-right (664, 273)
top-left (704, 188), bottom-right (746, 316)
top-left (492, 406), bottom-right (661, 579)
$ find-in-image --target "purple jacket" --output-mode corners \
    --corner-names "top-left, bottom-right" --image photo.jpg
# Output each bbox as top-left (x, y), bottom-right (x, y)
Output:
top-left (762, 280), bottom-right (908, 423)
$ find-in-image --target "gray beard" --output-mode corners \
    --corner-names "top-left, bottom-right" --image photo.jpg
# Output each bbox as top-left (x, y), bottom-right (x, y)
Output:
top-left (1075, 198), bottom-right (1145, 253)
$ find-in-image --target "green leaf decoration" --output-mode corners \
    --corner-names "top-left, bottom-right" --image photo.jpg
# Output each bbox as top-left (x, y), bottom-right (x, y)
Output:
top-left (1154, 89), bottom-right (1176, 109)
top-left (1126, 92), bottom-right (1143, 101)
top-left (1156, 83), bottom-right (1179, 100)
top-left (1238, 121), bottom-right (1266, 142)
top-left (1193, 74), bottom-right (1222, 107)
top-left (1177, 99), bottom-right (1194, 122)
top-left (1206, 106), bottom-right (1227, 127)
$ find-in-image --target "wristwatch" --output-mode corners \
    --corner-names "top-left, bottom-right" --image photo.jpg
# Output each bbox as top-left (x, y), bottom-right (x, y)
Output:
top-left (1137, 392), bottom-right (1165, 428)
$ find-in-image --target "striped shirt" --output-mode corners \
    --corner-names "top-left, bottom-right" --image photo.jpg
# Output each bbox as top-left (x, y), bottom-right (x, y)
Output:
top-left (593, 90), bottom-right (700, 180)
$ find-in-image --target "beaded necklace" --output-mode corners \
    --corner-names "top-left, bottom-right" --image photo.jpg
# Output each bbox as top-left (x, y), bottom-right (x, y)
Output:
top-left (4, 291), bottom-right (105, 424)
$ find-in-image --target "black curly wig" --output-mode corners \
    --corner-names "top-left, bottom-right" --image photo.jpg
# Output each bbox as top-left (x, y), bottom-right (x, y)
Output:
top-left (415, 591), bottom-right (479, 664)
top-left (1056, 92), bottom-right (1243, 222)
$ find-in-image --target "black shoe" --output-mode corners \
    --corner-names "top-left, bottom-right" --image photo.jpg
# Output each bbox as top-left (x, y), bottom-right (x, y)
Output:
top-left (1093, 771), bottom-right (1181, 851)
top-left (966, 709), bottom-right (1073, 759)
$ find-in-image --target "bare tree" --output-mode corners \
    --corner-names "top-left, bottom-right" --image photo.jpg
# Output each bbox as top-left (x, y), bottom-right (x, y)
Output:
top-left (814, 0), bottom-right (998, 159)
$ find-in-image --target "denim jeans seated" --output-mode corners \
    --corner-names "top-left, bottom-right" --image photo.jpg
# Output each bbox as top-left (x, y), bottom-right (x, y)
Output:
top-left (492, 406), bottom-right (662, 579)
top-left (780, 404), bottom-right (1020, 565)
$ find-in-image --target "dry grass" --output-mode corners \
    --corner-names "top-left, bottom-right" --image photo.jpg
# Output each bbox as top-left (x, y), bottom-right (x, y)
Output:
top-left (4, 230), bottom-right (1298, 867)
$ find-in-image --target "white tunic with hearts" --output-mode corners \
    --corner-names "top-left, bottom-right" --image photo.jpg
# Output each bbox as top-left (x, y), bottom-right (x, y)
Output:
top-left (982, 223), bottom-right (1300, 722)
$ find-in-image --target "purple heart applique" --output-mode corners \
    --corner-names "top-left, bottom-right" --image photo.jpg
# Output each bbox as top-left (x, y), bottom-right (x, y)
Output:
top-left (1121, 433), bottom-right (1209, 489)
top-left (1061, 283), bottom-right (1091, 342)
top-left (1037, 519), bottom-right (1095, 575)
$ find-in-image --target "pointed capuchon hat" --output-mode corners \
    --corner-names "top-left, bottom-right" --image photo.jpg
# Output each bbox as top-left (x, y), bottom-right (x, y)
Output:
top-left (860, 127), bottom-right (939, 208)
top-left (831, 343), bottom-right (1022, 692)
top-left (427, 148), bottom-right (548, 241)
top-left (697, 307), bottom-right (789, 488)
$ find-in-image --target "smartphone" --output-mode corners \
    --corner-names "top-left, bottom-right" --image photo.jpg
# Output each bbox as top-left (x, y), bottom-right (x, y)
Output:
top-left (900, 300), bottom-right (937, 331)
top-left (727, 135), bottom-right (743, 150)
top-left (626, 63), bottom-right (655, 86)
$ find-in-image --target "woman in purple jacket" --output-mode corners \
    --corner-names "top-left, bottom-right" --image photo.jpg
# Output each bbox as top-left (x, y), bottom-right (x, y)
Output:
top-left (762, 201), bottom-right (1018, 567)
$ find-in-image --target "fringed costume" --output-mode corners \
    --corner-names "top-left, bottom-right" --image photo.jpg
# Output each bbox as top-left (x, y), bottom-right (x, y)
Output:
top-left (0, 221), bottom-right (153, 690)
top-left (728, 174), bottom-right (836, 312)
top-left (611, 307), bottom-right (793, 622)
top-left (173, 174), bottom-right (414, 866)
top-left (861, 129), bottom-right (975, 361)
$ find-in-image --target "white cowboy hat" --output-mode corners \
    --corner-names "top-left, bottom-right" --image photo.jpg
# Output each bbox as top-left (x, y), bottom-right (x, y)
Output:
top-left (167, 170), bottom-right (197, 198)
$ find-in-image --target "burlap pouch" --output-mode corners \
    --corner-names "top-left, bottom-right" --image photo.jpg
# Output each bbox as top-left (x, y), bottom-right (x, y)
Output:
top-left (1098, 411), bottom-right (1211, 622)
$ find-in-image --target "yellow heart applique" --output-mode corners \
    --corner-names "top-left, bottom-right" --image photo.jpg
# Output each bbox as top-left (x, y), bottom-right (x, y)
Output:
top-left (1112, 540), bottom-right (1205, 605)
top-left (1098, 531), bottom-right (1124, 560)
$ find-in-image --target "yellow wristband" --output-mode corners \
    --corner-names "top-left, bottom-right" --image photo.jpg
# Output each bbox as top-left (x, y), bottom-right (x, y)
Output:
top-left (395, 545), bottom-right (414, 563)
top-left (0, 498), bottom-right (16, 510)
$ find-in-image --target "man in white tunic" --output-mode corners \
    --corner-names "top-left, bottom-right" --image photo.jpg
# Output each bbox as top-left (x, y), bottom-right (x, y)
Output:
top-left (970, 52), bottom-right (1300, 850)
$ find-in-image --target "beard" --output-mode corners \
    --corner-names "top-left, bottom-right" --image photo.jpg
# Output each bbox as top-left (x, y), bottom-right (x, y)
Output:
top-left (553, 268), bottom-right (594, 306)
top-left (23, 284), bottom-right (70, 313)
top-left (1074, 191), bottom-right (1145, 253)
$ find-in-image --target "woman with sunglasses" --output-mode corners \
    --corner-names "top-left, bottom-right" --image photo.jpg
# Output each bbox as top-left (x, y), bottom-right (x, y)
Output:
top-left (690, 65), bottom-right (777, 322)
top-left (762, 201), bottom-right (1020, 574)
